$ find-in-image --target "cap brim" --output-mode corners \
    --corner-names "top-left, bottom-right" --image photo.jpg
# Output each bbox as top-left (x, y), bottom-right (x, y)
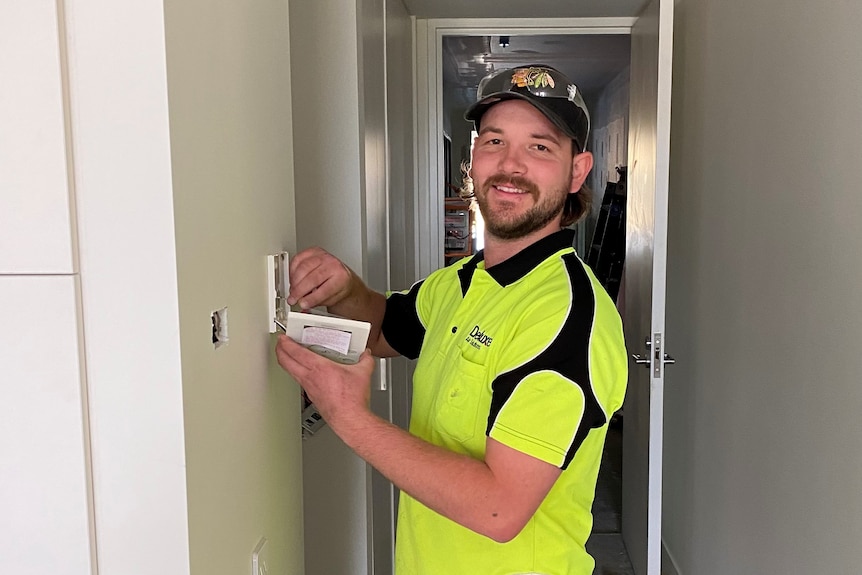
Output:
top-left (465, 92), bottom-right (584, 150)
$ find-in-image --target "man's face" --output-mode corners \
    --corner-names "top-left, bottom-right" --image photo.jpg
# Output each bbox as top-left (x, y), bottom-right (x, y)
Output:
top-left (470, 99), bottom-right (587, 241)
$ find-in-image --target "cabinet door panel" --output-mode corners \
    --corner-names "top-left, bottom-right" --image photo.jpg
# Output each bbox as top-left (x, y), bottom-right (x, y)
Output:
top-left (0, 1), bottom-right (75, 273)
top-left (0, 276), bottom-right (92, 573)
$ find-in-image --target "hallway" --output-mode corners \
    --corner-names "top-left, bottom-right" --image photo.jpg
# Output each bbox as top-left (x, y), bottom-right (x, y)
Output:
top-left (587, 416), bottom-right (635, 575)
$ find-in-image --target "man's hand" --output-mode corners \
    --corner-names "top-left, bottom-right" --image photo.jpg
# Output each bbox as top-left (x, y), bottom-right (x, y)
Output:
top-left (275, 334), bottom-right (376, 428)
top-left (285, 248), bottom-right (396, 357)
top-left (288, 248), bottom-right (355, 311)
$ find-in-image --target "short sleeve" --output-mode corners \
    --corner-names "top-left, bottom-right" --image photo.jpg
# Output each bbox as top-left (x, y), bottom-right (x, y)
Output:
top-left (382, 280), bottom-right (425, 359)
top-left (489, 370), bottom-right (586, 468)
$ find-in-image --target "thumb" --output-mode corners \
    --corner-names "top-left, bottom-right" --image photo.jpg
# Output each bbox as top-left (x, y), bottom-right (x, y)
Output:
top-left (357, 348), bottom-right (377, 373)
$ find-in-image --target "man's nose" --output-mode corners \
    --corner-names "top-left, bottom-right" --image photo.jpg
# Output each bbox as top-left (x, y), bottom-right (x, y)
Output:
top-left (498, 146), bottom-right (527, 174)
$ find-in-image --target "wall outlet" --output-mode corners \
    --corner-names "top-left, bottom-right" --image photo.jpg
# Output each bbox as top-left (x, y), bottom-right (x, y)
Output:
top-left (301, 402), bottom-right (326, 438)
top-left (252, 536), bottom-right (269, 575)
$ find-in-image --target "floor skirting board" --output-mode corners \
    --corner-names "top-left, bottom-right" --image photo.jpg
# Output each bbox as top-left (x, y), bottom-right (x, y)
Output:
top-left (662, 541), bottom-right (681, 575)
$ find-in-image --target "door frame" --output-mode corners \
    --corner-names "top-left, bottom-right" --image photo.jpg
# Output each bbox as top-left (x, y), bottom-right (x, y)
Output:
top-left (621, 0), bottom-right (675, 573)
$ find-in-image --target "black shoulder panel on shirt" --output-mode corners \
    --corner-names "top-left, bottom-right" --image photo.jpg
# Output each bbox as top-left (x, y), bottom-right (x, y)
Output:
top-left (382, 280), bottom-right (426, 360)
top-left (487, 253), bottom-right (607, 469)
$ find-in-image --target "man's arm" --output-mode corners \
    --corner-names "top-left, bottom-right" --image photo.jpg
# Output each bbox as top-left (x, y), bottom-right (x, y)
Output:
top-left (342, 411), bottom-right (561, 542)
top-left (287, 247), bottom-right (398, 357)
top-left (275, 335), bottom-right (561, 542)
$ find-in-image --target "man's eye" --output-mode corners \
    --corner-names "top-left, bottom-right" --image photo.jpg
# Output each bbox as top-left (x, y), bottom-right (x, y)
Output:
top-left (535, 144), bottom-right (549, 152)
top-left (488, 138), bottom-right (502, 145)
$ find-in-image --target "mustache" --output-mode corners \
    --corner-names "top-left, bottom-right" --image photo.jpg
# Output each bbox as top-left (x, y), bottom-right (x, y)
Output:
top-left (481, 174), bottom-right (539, 196)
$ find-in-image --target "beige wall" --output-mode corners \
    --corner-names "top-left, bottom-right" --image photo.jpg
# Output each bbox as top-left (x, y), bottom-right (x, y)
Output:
top-left (164, 0), bottom-right (303, 573)
top-left (664, 0), bottom-right (862, 572)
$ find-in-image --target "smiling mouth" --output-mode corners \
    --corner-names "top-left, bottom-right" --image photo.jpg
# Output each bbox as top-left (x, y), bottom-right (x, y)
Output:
top-left (482, 175), bottom-right (539, 200)
top-left (494, 183), bottom-right (529, 195)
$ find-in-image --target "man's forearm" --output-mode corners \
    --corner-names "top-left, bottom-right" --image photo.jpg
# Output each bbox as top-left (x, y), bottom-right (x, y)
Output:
top-left (329, 409), bottom-right (530, 543)
top-left (326, 276), bottom-right (392, 357)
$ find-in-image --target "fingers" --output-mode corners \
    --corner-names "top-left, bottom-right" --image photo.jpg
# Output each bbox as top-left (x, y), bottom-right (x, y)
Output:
top-left (276, 335), bottom-right (355, 381)
top-left (276, 337), bottom-right (376, 384)
top-left (287, 248), bottom-right (352, 310)
top-left (274, 335), bottom-right (316, 381)
top-left (275, 337), bottom-right (378, 428)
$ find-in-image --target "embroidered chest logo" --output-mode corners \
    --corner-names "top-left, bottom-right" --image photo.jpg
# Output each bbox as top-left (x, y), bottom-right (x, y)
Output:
top-left (466, 325), bottom-right (493, 350)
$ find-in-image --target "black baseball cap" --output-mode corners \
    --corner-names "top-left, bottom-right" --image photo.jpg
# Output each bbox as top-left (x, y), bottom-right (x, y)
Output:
top-left (465, 65), bottom-right (591, 152)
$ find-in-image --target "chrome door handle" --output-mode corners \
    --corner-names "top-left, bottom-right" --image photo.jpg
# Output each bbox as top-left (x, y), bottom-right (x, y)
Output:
top-left (631, 353), bottom-right (676, 367)
top-left (634, 337), bottom-right (655, 364)
top-left (635, 334), bottom-right (675, 375)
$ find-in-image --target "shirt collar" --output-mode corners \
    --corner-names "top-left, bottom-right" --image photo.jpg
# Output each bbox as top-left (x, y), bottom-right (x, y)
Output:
top-left (457, 229), bottom-right (576, 294)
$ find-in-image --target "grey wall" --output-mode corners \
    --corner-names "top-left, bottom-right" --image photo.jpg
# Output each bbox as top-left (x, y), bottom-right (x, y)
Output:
top-left (663, 0), bottom-right (862, 573)
top-left (289, 1), bottom-right (415, 574)
top-left (288, 1), bottom-right (370, 572)
top-left (386, 2), bottom-right (418, 293)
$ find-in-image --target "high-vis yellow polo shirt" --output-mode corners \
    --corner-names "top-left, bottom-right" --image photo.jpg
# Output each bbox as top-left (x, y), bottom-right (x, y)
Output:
top-left (382, 229), bottom-right (628, 575)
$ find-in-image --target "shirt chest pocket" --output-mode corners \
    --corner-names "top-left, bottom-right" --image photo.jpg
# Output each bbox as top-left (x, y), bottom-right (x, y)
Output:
top-left (432, 346), bottom-right (490, 445)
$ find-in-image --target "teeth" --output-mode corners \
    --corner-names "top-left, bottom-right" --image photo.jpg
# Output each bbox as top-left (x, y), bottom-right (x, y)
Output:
top-left (496, 185), bottom-right (525, 194)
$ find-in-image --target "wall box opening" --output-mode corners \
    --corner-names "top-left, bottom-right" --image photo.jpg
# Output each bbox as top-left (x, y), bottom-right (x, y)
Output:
top-left (211, 307), bottom-right (229, 349)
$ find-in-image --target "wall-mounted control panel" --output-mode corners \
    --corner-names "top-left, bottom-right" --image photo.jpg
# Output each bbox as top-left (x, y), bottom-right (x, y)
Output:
top-left (267, 252), bottom-right (290, 333)
top-left (268, 253), bottom-right (370, 363)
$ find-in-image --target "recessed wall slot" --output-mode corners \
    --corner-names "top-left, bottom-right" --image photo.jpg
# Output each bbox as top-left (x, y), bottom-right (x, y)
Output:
top-left (211, 307), bottom-right (229, 349)
top-left (267, 252), bottom-right (289, 333)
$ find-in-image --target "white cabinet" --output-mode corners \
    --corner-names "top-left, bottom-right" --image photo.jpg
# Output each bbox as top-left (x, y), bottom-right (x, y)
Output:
top-left (0, 275), bottom-right (92, 573)
top-left (0, 1), bottom-right (75, 274)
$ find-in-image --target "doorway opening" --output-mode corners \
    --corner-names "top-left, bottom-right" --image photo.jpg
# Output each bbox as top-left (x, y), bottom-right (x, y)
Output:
top-left (437, 30), bottom-right (634, 574)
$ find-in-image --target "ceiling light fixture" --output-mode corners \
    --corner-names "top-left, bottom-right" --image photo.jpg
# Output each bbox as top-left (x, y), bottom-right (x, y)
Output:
top-left (499, 36), bottom-right (510, 48)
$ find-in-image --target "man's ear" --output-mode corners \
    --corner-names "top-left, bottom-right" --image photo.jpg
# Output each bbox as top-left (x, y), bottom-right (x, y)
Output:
top-left (570, 151), bottom-right (594, 193)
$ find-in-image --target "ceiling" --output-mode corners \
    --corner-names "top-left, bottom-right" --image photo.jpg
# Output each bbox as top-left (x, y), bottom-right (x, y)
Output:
top-left (442, 34), bottom-right (632, 117)
top-left (401, 0), bottom-right (649, 19)
top-left (404, 0), bottom-right (642, 130)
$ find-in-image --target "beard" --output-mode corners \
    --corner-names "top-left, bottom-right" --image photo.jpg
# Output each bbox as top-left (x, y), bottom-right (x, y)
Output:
top-left (475, 173), bottom-right (572, 240)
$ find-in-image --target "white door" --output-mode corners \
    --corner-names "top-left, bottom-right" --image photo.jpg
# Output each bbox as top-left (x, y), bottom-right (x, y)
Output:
top-left (621, 0), bottom-right (674, 574)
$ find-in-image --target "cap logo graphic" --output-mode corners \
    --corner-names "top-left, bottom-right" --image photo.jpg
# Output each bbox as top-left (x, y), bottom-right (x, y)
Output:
top-left (511, 67), bottom-right (556, 89)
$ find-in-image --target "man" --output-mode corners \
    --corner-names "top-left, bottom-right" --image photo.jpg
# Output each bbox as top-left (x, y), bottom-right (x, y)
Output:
top-left (276, 65), bottom-right (628, 574)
